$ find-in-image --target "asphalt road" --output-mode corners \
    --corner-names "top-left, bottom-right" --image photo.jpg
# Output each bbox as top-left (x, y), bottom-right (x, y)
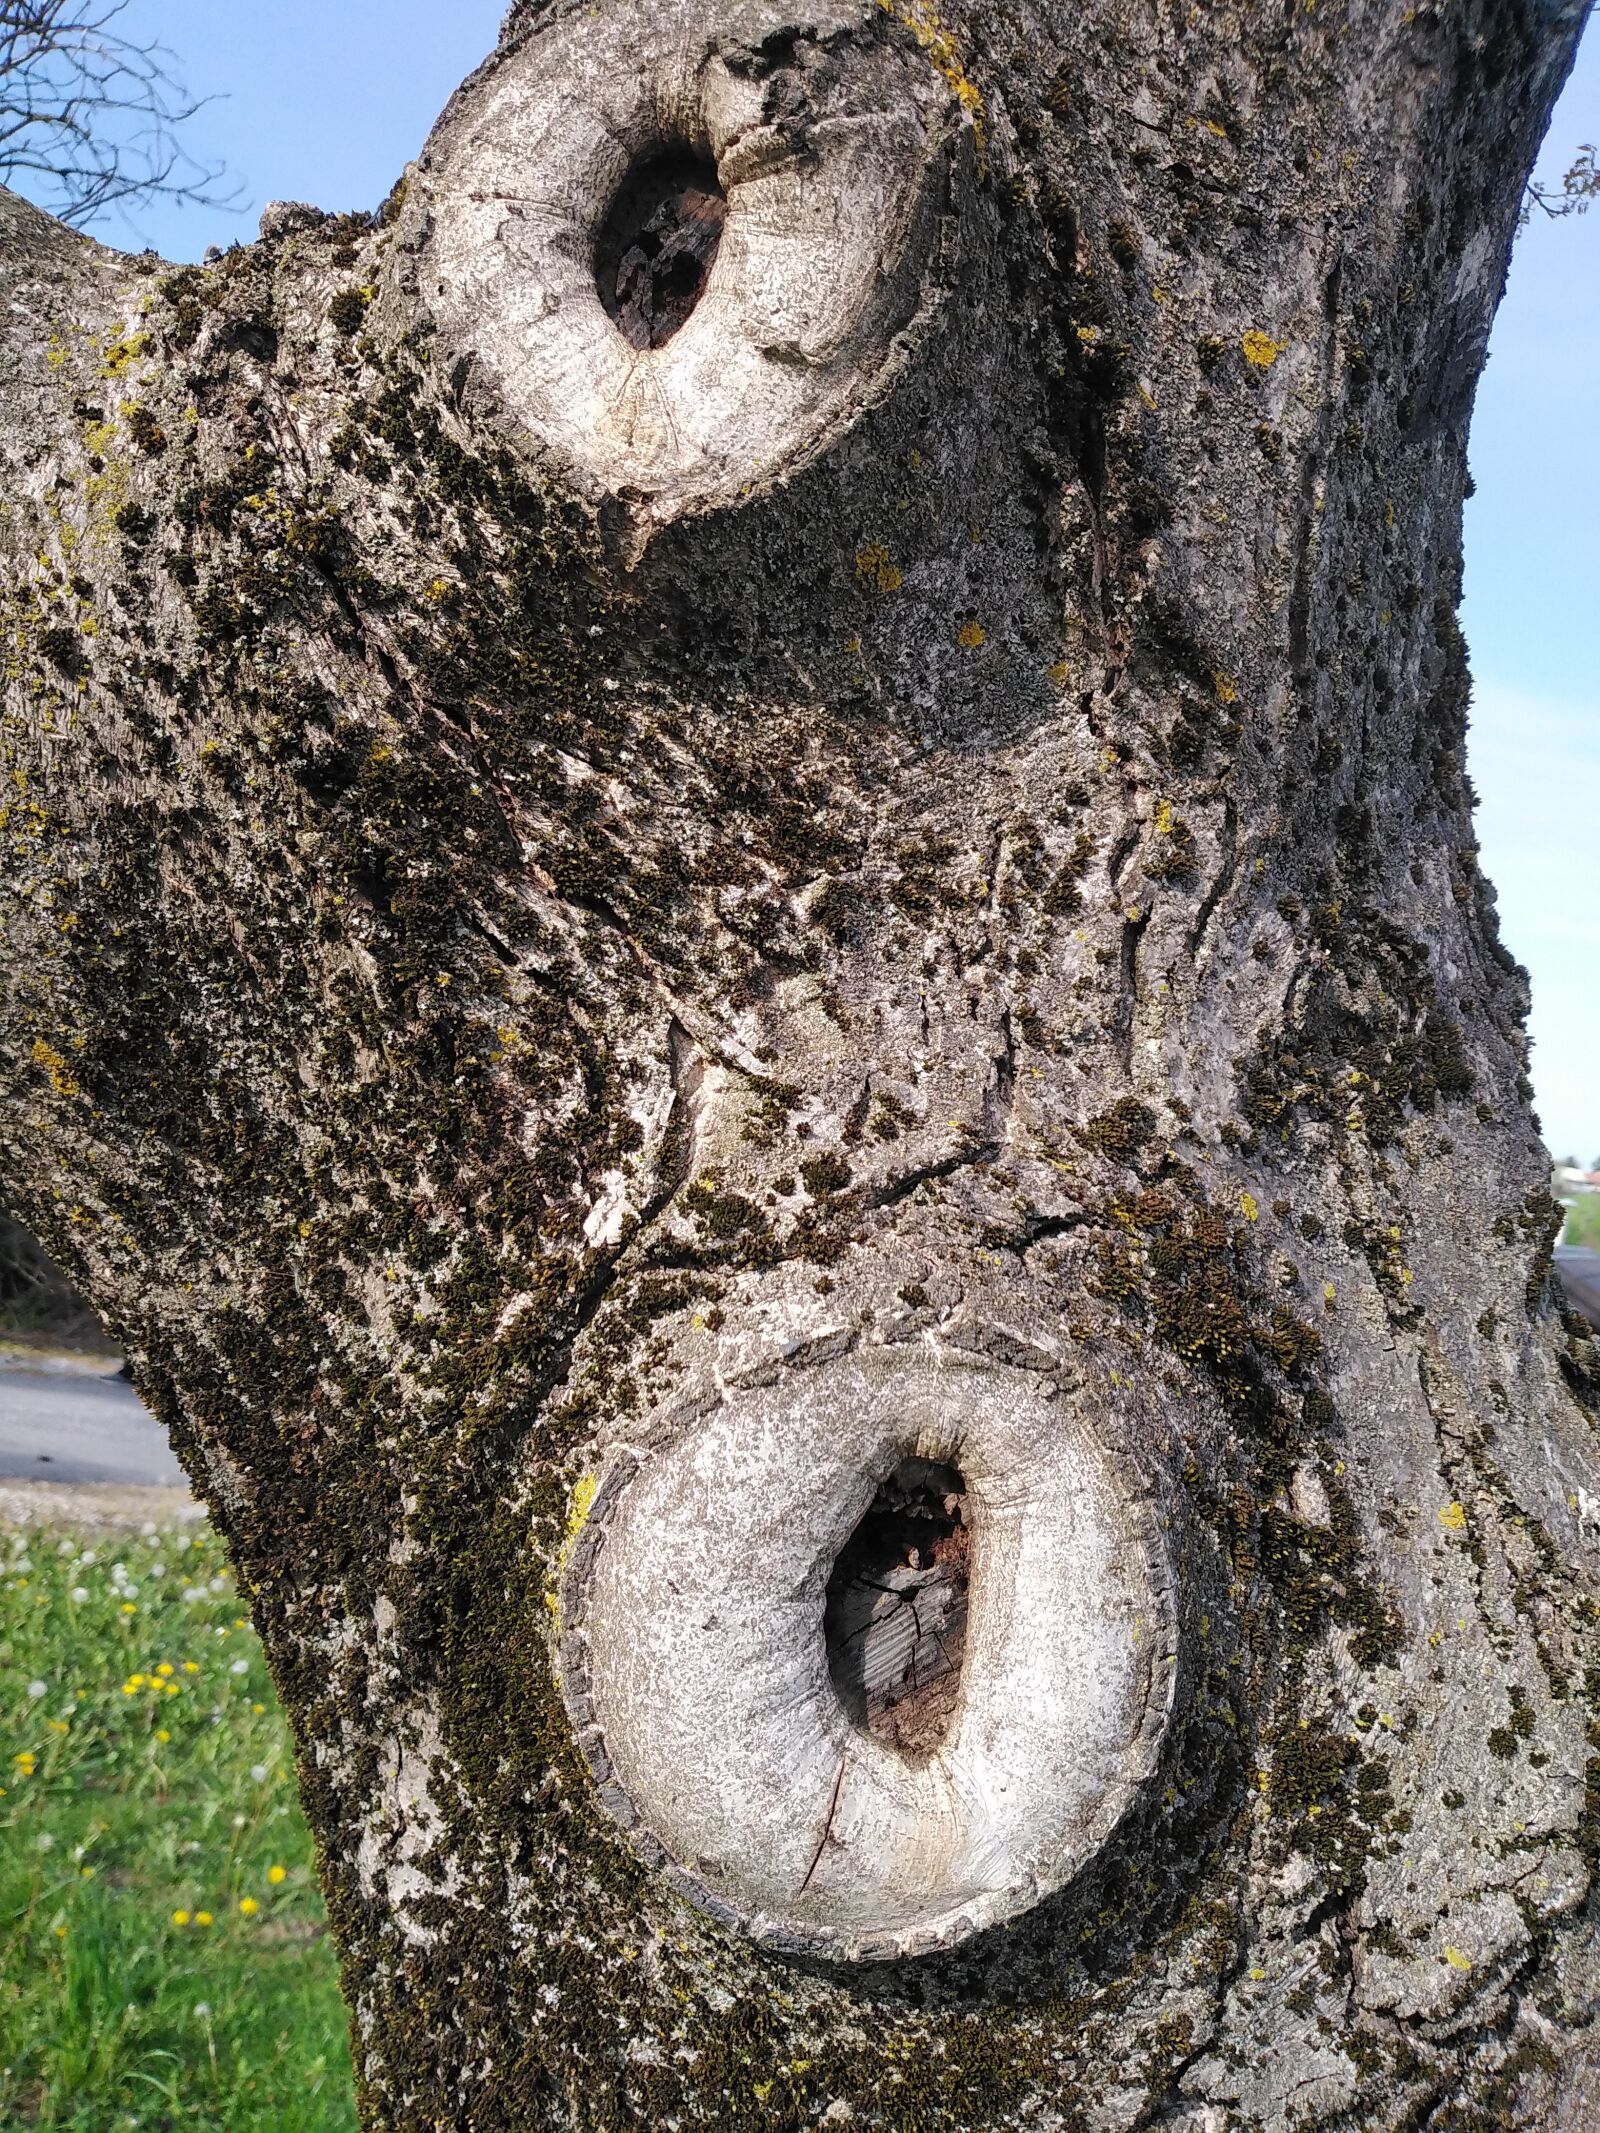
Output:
top-left (1557, 1247), bottom-right (1600, 1324)
top-left (0, 1358), bottom-right (185, 1487)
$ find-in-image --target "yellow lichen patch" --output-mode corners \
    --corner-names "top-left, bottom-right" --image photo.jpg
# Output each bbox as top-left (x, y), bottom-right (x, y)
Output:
top-left (854, 541), bottom-right (903, 593)
top-left (1213, 670), bottom-right (1240, 704)
top-left (1046, 660), bottom-right (1070, 687)
top-left (567, 1471), bottom-right (599, 1540)
top-left (100, 332), bottom-right (152, 379)
top-left (1443, 1944), bottom-right (1473, 1973)
top-left (956, 619), bottom-right (986, 649)
top-left (1154, 799), bottom-right (1174, 835)
top-left (1241, 329), bottom-right (1285, 369)
top-left (1438, 1502), bottom-right (1468, 1532)
top-left (1239, 1192), bottom-right (1259, 1223)
top-left (31, 1039), bottom-right (79, 1098)
top-left (546, 1471), bottom-right (603, 1631)
top-left (878, 0), bottom-right (985, 143)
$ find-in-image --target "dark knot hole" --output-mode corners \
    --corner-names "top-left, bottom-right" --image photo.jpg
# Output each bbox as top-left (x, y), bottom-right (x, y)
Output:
top-left (595, 144), bottom-right (727, 352)
top-left (825, 1459), bottom-right (970, 1760)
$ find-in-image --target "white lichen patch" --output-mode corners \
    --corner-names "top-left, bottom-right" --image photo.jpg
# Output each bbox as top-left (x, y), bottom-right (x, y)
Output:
top-left (353, 1700), bottom-right (463, 1948)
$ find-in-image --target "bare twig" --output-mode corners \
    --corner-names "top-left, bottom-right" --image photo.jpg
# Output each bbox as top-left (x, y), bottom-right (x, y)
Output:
top-left (0, 0), bottom-right (236, 227)
top-left (1523, 142), bottom-right (1598, 224)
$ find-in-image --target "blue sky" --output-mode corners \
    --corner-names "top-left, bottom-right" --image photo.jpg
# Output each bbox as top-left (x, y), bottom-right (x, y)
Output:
top-left (1462, 29), bottom-right (1599, 1166)
top-left (36, 3), bottom-right (1600, 1163)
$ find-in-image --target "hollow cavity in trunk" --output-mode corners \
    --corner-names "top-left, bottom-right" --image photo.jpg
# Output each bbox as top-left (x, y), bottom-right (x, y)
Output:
top-left (824, 1457), bottom-right (970, 1757)
top-left (595, 144), bottom-right (727, 351)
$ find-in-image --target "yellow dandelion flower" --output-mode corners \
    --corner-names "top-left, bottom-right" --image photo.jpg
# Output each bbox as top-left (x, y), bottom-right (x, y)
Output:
top-left (239, 1896), bottom-right (260, 1917)
top-left (267, 1865), bottom-right (286, 1885)
top-left (156, 1729), bottom-right (171, 1743)
top-left (120, 1602), bottom-right (137, 1615)
top-left (182, 1661), bottom-right (200, 1674)
top-left (156, 1663), bottom-right (174, 1677)
top-left (194, 1910), bottom-right (213, 1928)
top-left (172, 1909), bottom-right (190, 1927)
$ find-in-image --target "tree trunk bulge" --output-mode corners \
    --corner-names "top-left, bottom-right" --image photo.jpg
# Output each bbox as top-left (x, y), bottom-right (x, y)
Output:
top-left (1, 0), bottom-right (1594, 2120)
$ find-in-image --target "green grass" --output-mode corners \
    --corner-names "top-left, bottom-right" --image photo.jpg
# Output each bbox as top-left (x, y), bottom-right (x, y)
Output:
top-left (1563, 1192), bottom-right (1600, 1252)
top-left (0, 1518), bottom-right (357, 2131)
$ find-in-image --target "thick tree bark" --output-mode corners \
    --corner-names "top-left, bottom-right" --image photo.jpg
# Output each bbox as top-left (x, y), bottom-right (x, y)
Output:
top-left (2, 0), bottom-right (1596, 2122)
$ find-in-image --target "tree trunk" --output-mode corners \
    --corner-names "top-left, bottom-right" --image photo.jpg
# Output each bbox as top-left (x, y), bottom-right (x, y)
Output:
top-left (2, 0), bottom-right (1596, 2122)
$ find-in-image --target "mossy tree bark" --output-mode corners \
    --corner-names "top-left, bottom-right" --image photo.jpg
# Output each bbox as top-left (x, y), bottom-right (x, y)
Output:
top-left (2, 0), bottom-right (1597, 2123)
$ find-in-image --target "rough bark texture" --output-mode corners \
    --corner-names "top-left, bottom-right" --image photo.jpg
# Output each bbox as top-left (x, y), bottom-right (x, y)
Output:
top-left (2, 0), bottom-right (1596, 2123)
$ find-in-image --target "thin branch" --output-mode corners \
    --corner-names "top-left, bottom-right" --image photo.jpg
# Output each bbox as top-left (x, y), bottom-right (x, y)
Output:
top-left (1523, 143), bottom-right (1598, 225)
top-left (0, 0), bottom-right (238, 227)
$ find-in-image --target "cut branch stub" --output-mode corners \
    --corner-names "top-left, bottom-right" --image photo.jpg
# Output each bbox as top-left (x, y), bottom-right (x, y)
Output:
top-left (392, 0), bottom-right (961, 521)
top-left (559, 1351), bottom-right (1178, 1961)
